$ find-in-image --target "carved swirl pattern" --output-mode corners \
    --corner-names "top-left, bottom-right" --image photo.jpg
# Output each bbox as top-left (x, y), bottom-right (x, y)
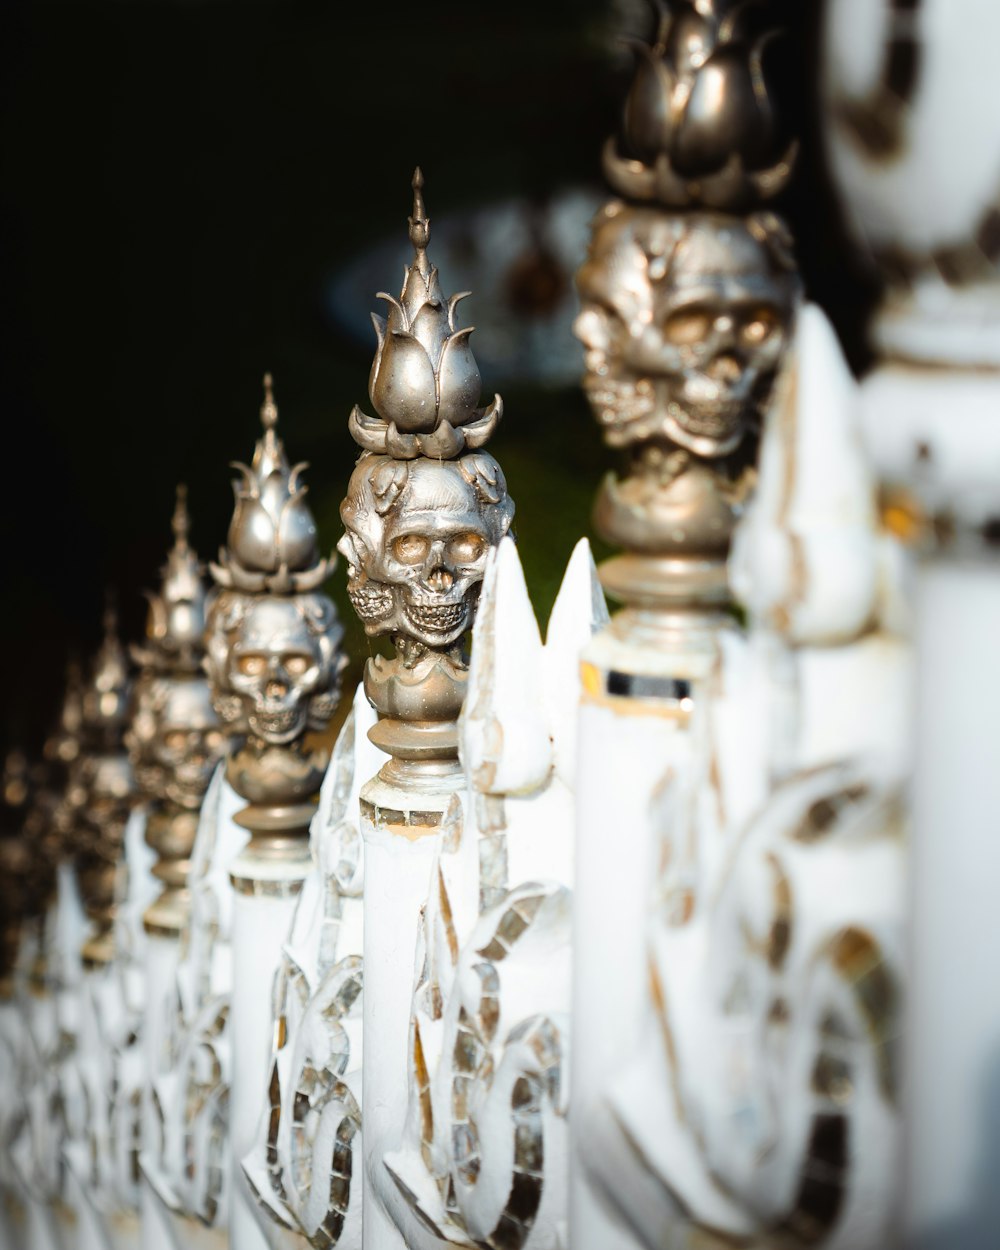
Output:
top-left (390, 880), bottom-right (569, 1249)
top-left (591, 759), bottom-right (903, 1249)
top-left (260, 954), bottom-right (363, 1246)
top-left (181, 1002), bottom-right (230, 1225)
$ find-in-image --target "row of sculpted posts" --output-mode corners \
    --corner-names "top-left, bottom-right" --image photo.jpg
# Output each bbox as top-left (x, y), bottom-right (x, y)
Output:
top-left (2, 0), bottom-right (1000, 1247)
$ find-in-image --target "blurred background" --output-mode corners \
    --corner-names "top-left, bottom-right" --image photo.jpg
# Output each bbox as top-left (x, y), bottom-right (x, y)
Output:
top-left (0, 0), bottom-right (877, 754)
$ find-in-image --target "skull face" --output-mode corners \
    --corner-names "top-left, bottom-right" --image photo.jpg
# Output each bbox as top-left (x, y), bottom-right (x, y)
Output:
top-left (339, 454), bottom-right (514, 649)
top-left (575, 206), bottom-right (799, 457)
top-left (79, 753), bottom-right (133, 866)
top-left (224, 597), bottom-right (336, 746)
top-left (150, 680), bottom-right (225, 809)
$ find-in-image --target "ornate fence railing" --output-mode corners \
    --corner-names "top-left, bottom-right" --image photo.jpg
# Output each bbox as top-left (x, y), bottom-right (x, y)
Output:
top-left (2, 2), bottom-right (998, 1248)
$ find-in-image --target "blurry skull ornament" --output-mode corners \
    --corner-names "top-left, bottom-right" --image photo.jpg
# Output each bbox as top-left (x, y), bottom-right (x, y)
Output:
top-left (128, 676), bottom-right (224, 809)
top-left (338, 453), bottom-right (515, 649)
top-left (151, 681), bottom-right (225, 809)
top-left (205, 593), bottom-right (342, 745)
top-left (575, 204), bottom-right (799, 456)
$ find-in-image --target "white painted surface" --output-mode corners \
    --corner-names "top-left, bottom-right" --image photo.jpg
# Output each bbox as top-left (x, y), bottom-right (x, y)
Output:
top-left (241, 683), bottom-right (378, 1249)
top-left (143, 766), bottom-right (246, 1244)
top-left (229, 887), bottom-right (305, 1250)
top-left (140, 935), bottom-right (179, 1250)
top-left (823, 0), bottom-right (1000, 365)
top-left (378, 540), bottom-right (598, 1250)
top-left (906, 560), bottom-right (1000, 1246)
top-left (860, 368), bottom-right (1000, 533)
top-left (361, 808), bottom-right (445, 1250)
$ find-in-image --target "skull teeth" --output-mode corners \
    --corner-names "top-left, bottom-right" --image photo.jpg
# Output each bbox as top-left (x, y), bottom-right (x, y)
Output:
top-left (404, 599), bottom-right (468, 634)
top-left (680, 409), bottom-right (734, 434)
top-left (249, 706), bottom-right (300, 735)
top-left (348, 580), bottom-right (393, 622)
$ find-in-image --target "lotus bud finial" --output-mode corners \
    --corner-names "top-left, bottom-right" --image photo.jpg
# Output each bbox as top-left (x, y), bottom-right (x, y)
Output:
top-left (210, 373), bottom-right (335, 593)
top-left (348, 170), bottom-right (503, 460)
top-left (133, 484), bottom-right (210, 673)
top-left (604, 0), bottom-right (797, 210)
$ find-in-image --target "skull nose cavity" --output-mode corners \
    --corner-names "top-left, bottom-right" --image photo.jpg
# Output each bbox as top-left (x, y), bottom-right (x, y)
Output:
top-left (427, 567), bottom-right (454, 593)
top-left (266, 679), bottom-right (288, 699)
top-left (707, 354), bottom-right (742, 385)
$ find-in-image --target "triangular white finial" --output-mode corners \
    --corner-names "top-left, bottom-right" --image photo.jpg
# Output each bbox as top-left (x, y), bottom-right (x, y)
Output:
top-left (731, 303), bottom-right (879, 646)
top-left (544, 538), bottom-right (609, 786)
top-left (460, 537), bottom-right (553, 796)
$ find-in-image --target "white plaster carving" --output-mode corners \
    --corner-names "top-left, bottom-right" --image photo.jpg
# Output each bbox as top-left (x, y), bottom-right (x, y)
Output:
top-left (241, 682), bottom-right (380, 1249)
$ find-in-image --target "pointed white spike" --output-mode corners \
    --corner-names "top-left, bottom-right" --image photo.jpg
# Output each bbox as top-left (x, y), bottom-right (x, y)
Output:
top-left (460, 536), bottom-right (553, 796)
top-left (309, 682), bottom-right (380, 868)
top-left (544, 538), bottom-right (610, 787)
top-left (731, 302), bottom-right (879, 645)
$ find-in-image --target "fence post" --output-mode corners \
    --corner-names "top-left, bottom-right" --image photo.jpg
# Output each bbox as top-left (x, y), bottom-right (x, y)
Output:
top-left (822, 2), bottom-right (1000, 1242)
top-left (568, 3), bottom-right (802, 1247)
top-left (335, 171), bottom-right (516, 1249)
top-left (126, 488), bottom-right (227, 1250)
top-left (240, 680), bottom-right (379, 1248)
top-left (60, 611), bottom-right (140, 1250)
top-left (202, 377), bottom-right (346, 1250)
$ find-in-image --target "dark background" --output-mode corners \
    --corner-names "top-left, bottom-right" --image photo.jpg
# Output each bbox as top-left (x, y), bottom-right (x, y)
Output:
top-left (0, 0), bottom-right (877, 756)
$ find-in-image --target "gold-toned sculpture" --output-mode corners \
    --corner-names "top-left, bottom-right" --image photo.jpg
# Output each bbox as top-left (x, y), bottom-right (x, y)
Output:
top-left (205, 373), bottom-right (346, 1247)
top-left (340, 170), bottom-right (515, 787)
top-left (571, 4), bottom-right (805, 1249)
top-left (576, 0), bottom-right (799, 620)
top-left (129, 486), bottom-right (225, 937)
top-left (206, 375), bottom-right (345, 857)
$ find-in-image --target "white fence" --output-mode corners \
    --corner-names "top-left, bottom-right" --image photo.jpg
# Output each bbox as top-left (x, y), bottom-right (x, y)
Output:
top-left (2, 2), bottom-right (999, 1248)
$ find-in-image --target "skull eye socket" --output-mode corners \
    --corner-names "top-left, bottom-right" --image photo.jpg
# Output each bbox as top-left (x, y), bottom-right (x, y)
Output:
top-left (663, 307), bottom-right (713, 346)
top-left (237, 654), bottom-right (267, 677)
top-left (164, 730), bottom-right (187, 752)
top-left (392, 534), bottom-right (432, 566)
top-left (447, 533), bottom-right (487, 564)
top-left (284, 654), bottom-right (312, 678)
top-left (741, 307), bottom-right (779, 346)
top-left (205, 731), bottom-right (224, 752)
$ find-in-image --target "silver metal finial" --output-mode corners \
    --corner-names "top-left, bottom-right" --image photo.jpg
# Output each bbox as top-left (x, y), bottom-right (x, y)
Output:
top-left (260, 372), bottom-right (278, 431)
top-left (408, 166), bottom-right (431, 263)
top-left (339, 173), bottom-right (515, 776)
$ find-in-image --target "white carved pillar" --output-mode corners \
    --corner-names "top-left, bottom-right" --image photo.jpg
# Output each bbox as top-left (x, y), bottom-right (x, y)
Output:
top-left (124, 488), bottom-right (227, 1250)
top-left (379, 535), bottom-right (604, 1250)
top-left (573, 305), bottom-right (910, 1248)
top-left (241, 681), bottom-right (379, 1248)
top-left (822, 2), bottom-right (1000, 1242)
top-left (140, 762), bottom-right (246, 1250)
top-left (202, 377), bottom-right (345, 1250)
top-left (57, 613), bottom-right (139, 1250)
top-left (568, 3), bottom-right (802, 1246)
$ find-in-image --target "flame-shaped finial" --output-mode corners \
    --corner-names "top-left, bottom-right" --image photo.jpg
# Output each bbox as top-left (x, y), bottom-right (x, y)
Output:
top-left (84, 594), bottom-right (132, 745)
top-left (172, 483), bottom-right (190, 551)
top-left (261, 372), bottom-right (278, 432)
top-left (347, 169), bottom-right (503, 459)
top-left (134, 486), bottom-right (210, 673)
top-left (211, 374), bottom-right (334, 594)
top-left (408, 167), bottom-right (431, 271)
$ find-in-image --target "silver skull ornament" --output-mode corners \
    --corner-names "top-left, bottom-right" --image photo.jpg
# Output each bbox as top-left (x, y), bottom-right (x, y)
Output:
top-left (149, 680), bottom-right (225, 809)
top-left (205, 593), bottom-right (341, 746)
top-left (128, 676), bottom-right (224, 809)
top-left (575, 205), bottom-right (799, 457)
top-left (338, 453), bottom-right (514, 650)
